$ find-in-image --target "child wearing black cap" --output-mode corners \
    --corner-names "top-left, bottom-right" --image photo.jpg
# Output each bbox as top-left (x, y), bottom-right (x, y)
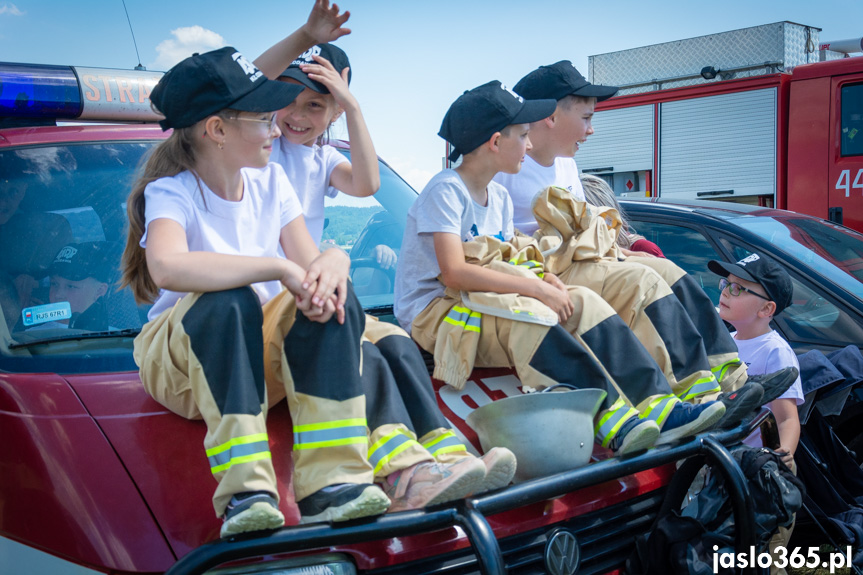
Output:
top-left (47, 242), bottom-right (110, 329)
top-left (120, 3), bottom-right (485, 538)
top-left (709, 253), bottom-right (803, 460)
top-left (709, 253), bottom-right (802, 575)
top-left (20, 242), bottom-right (112, 332)
top-left (254, 39), bottom-right (517, 496)
top-left (494, 62), bottom-right (796, 419)
top-left (394, 81), bottom-right (737, 457)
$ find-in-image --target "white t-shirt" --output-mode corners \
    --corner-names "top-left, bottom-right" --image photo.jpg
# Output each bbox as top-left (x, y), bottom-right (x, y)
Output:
top-left (141, 164), bottom-right (303, 320)
top-left (269, 137), bottom-right (349, 245)
top-left (493, 155), bottom-right (584, 235)
top-left (394, 169), bottom-right (514, 332)
top-left (733, 329), bottom-right (804, 448)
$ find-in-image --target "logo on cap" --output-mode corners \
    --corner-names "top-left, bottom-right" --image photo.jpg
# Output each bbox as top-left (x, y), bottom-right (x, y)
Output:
top-left (501, 83), bottom-right (524, 103)
top-left (293, 45), bottom-right (322, 66)
top-left (737, 253), bottom-right (761, 266)
top-left (232, 52), bottom-right (263, 82)
top-left (54, 246), bottom-right (78, 264)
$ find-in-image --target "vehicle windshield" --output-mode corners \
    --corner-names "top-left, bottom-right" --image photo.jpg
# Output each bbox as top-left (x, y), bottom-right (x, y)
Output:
top-left (0, 141), bottom-right (158, 372)
top-left (0, 141), bottom-right (416, 373)
top-left (328, 149), bottom-right (415, 315)
top-left (727, 214), bottom-right (863, 302)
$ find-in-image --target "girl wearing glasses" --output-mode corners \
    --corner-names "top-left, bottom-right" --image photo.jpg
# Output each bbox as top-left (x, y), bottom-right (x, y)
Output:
top-left (121, 2), bottom-right (490, 539)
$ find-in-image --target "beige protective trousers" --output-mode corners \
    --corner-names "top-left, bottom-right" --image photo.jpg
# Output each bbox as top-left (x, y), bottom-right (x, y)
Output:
top-left (411, 285), bottom-right (681, 448)
top-left (134, 285), bottom-right (431, 517)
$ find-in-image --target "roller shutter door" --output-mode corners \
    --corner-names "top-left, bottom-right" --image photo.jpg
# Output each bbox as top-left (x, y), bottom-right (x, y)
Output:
top-left (578, 104), bottom-right (654, 173)
top-left (659, 88), bottom-right (776, 199)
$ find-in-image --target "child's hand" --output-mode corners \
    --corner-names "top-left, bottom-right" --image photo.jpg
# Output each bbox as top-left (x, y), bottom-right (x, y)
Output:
top-left (300, 55), bottom-right (356, 111)
top-left (280, 260), bottom-right (308, 296)
top-left (302, 0), bottom-right (351, 45)
top-left (297, 289), bottom-right (339, 324)
top-left (777, 448), bottom-right (794, 468)
top-left (536, 276), bottom-right (574, 323)
top-left (302, 248), bottom-right (350, 316)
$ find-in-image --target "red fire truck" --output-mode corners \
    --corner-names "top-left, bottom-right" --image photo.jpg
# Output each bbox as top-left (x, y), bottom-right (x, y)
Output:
top-left (577, 22), bottom-right (863, 233)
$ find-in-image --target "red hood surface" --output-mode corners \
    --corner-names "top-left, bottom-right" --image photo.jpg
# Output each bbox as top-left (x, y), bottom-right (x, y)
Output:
top-left (62, 369), bottom-right (671, 571)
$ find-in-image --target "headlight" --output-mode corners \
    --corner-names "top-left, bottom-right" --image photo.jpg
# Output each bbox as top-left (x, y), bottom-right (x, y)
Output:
top-left (205, 553), bottom-right (356, 575)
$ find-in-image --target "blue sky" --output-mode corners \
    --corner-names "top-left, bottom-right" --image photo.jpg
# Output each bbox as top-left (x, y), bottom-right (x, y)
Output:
top-left (2, 1), bottom-right (862, 190)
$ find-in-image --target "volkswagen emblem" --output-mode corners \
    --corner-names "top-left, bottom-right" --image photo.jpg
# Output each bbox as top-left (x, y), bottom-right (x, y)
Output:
top-left (544, 528), bottom-right (580, 575)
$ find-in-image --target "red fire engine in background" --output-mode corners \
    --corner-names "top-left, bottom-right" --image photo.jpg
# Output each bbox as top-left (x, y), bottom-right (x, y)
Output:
top-left (578, 22), bottom-right (863, 233)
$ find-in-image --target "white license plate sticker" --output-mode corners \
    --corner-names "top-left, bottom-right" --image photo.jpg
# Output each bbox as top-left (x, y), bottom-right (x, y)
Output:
top-left (22, 302), bottom-right (72, 326)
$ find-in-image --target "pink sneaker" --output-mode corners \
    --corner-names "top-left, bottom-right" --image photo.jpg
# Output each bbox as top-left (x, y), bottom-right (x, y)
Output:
top-left (384, 458), bottom-right (486, 513)
top-left (473, 447), bottom-right (517, 494)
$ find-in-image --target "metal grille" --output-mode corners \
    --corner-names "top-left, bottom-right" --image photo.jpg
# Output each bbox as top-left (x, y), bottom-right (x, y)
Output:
top-left (364, 489), bottom-right (666, 575)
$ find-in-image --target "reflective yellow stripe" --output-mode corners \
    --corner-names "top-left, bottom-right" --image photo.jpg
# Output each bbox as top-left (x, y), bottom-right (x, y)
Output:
top-left (293, 437), bottom-right (368, 451)
top-left (595, 399), bottom-right (638, 448)
top-left (206, 433), bottom-right (269, 457)
top-left (293, 418), bottom-right (368, 451)
top-left (421, 431), bottom-right (455, 449)
top-left (422, 431), bottom-right (467, 458)
top-left (369, 429), bottom-right (419, 474)
top-left (430, 444), bottom-right (467, 457)
top-left (293, 418), bottom-right (366, 432)
top-left (712, 358), bottom-right (741, 382)
top-left (639, 395), bottom-right (679, 427)
top-left (443, 306), bottom-right (481, 333)
top-left (679, 376), bottom-right (721, 402)
top-left (210, 451), bottom-right (272, 474)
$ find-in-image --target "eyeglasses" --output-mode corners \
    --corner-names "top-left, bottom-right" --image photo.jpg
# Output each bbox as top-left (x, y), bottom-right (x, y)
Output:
top-left (226, 113), bottom-right (278, 132)
top-left (718, 277), bottom-right (770, 301)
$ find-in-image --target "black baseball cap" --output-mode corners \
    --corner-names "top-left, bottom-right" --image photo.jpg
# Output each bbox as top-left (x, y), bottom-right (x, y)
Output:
top-left (708, 253), bottom-right (793, 314)
top-left (514, 60), bottom-right (619, 102)
top-left (439, 81), bottom-right (556, 162)
top-left (48, 242), bottom-right (111, 283)
top-left (150, 46), bottom-right (304, 130)
top-left (279, 43), bottom-right (351, 94)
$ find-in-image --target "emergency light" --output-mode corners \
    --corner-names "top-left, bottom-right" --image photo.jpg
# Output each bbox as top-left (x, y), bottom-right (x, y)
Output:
top-left (0, 61), bottom-right (164, 123)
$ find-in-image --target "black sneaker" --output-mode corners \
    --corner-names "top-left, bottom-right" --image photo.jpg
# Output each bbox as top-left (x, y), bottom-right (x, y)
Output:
top-left (747, 367), bottom-right (799, 406)
top-left (298, 483), bottom-right (390, 524)
top-left (607, 416), bottom-right (660, 455)
top-left (221, 491), bottom-right (284, 537)
top-left (655, 401), bottom-right (726, 445)
top-left (716, 381), bottom-right (765, 429)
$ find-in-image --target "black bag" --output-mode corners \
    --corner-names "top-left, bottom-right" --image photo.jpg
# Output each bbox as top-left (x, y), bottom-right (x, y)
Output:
top-left (626, 446), bottom-right (806, 575)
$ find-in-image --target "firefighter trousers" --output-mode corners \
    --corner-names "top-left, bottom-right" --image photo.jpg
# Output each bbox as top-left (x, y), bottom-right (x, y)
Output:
top-left (262, 289), bottom-right (433, 498)
top-left (556, 258), bottom-right (724, 401)
top-left (135, 284), bottom-right (428, 518)
top-left (361, 318), bottom-right (475, 464)
top-left (411, 285), bottom-right (681, 448)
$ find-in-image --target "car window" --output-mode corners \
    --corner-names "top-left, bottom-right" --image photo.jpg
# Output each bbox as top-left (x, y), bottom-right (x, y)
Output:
top-left (629, 218), bottom-right (863, 349)
top-left (0, 141), bottom-right (157, 371)
top-left (329, 150), bottom-right (416, 311)
top-left (718, 238), bottom-right (863, 348)
top-left (628, 220), bottom-right (725, 302)
top-left (841, 82), bottom-right (863, 157)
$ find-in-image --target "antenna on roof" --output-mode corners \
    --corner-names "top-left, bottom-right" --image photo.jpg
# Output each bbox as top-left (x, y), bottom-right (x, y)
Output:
top-left (121, 0), bottom-right (146, 71)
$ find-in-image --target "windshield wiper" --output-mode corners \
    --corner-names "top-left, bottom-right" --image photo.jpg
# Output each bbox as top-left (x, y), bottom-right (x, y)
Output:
top-left (9, 328), bottom-right (141, 349)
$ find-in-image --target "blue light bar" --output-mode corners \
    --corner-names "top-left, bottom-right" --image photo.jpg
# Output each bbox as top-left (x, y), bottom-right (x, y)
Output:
top-left (0, 62), bottom-right (82, 118)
